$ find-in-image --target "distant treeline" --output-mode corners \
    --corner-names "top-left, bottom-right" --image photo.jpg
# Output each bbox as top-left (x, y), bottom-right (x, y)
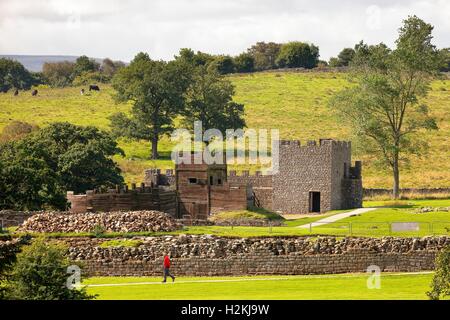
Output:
top-left (1, 41), bottom-right (449, 91)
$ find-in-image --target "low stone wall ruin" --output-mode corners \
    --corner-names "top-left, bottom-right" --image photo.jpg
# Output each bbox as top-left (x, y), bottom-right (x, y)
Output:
top-left (66, 235), bottom-right (449, 277)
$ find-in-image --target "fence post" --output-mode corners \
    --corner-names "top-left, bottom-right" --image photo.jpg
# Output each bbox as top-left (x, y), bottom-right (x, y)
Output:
top-left (309, 223), bottom-right (312, 233)
top-left (269, 221), bottom-right (272, 234)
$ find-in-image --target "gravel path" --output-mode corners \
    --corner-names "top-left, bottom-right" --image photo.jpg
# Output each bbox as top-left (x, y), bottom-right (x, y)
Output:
top-left (297, 208), bottom-right (377, 229)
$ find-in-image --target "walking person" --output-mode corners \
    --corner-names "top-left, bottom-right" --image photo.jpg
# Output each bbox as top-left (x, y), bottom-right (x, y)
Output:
top-left (162, 254), bottom-right (175, 283)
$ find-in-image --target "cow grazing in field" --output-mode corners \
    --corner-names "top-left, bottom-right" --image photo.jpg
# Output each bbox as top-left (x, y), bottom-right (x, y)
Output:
top-left (14, 89), bottom-right (19, 96)
top-left (89, 85), bottom-right (100, 91)
top-left (81, 88), bottom-right (85, 95)
top-left (31, 90), bottom-right (38, 96)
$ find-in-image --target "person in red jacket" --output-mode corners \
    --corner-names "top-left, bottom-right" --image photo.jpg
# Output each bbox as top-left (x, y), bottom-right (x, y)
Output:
top-left (162, 254), bottom-right (175, 283)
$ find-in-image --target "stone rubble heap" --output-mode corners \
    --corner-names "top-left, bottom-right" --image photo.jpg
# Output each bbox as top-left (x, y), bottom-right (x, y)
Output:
top-left (66, 235), bottom-right (450, 261)
top-left (18, 211), bottom-right (182, 233)
top-left (413, 207), bottom-right (450, 213)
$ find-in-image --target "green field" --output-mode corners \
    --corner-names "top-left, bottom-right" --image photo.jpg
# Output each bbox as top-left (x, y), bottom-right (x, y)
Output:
top-left (83, 273), bottom-right (438, 300)
top-left (0, 71), bottom-right (449, 188)
top-left (8, 199), bottom-right (449, 238)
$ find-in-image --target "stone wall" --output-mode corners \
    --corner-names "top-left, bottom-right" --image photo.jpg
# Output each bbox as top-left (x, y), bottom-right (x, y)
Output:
top-left (364, 188), bottom-right (450, 198)
top-left (0, 210), bottom-right (35, 228)
top-left (66, 235), bottom-right (449, 277)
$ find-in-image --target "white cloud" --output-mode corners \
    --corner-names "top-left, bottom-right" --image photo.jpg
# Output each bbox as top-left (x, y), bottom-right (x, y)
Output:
top-left (0, 0), bottom-right (448, 61)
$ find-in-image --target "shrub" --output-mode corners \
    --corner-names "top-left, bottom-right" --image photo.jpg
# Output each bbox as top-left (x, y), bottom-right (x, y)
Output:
top-left (4, 238), bottom-right (95, 300)
top-left (0, 121), bottom-right (39, 143)
top-left (276, 42), bottom-right (319, 69)
top-left (427, 245), bottom-right (450, 300)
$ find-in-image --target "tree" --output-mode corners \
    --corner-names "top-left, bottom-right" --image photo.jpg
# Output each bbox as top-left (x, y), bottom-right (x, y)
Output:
top-left (427, 245), bottom-right (450, 300)
top-left (247, 42), bottom-right (282, 71)
top-left (23, 122), bottom-right (125, 193)
top-left (0, 58), bottom-right (35, 92)
top-left (72, 71), bottom-right (109, 86)
top-left (182, 65), bottom-right (246, 137)
top-left (0, 122), bottom-right (124, 210)
top-left (175, 48), bottom-right (214, 67)
top-left (5, 239), bottom-right (95, 300)
top-left (100, 58), bottom-right (125, 78)
top-left (276, 42), bottom-right (320, 69)
top-left (0, 121), bottom-right (39, 143)
top-left (73, 55), bottom-right (100, 78)
top-left (0, 143), bottom-right (67, 210)
top-left (330, 16), bottom-right (440, 198)
top-left (42, 61), bottom-right (75, 87)
top-left (111, 52), bottom-right (191, 159)
top-left (329, 48), bottom-right (356, 67)
top-left (233, 53), bottom-right (255, 73)
top-left (438, 48), bottom-right (450, 72)
top-left (209, 55), bottom-right (235, 74)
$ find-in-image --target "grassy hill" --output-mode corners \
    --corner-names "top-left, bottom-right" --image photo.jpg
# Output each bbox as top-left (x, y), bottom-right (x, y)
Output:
top-left (0, 70), bottom-right (448, 189)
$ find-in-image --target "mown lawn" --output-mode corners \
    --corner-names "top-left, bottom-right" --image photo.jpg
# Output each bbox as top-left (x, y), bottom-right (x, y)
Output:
top-left (84, 273), bottom-right (437, 300)
top-left (0, 71), bottom-right (448, 188)
top-left (9, 200), bottom-right (449, 238)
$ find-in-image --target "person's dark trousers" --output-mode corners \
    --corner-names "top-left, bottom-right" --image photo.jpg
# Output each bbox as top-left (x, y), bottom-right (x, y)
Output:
top-left (163, 267), bottom-right (175, 282)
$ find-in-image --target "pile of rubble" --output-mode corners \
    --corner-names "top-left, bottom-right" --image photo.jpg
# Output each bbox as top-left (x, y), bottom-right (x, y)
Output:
top-left (18, 211), bottom-right (182, 233)
top-left (412, 207), bottom-right (450, 214)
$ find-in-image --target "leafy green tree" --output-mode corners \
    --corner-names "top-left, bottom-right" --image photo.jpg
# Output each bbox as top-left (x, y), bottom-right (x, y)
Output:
top-left (329, 48), bottom-right (356, 67)
top-left (23, 122), bottom-right (125, 193)
top-left (233, 53), bottom-right (255, 73)
top-left (0, 143), bottom-right (67, 210)
top-left (5, 239), bottom-right (95, 300)
top-left (276, 42), bottom-right (319, 69)
top-left (427, 245), bottom-right (450, 300)
top-left (438, 48), bottom-right (450, 72)
top-left (330, 16), bottom-right (440, 198)
top-left (247, 42), bottom-right (282, 71)
top-left (110, 52), bottom-right (191, 159)
top-left (175, 48), bottom-right (214, 67)
top-left (0, 58), bottom-right (35, 92)
top-left (42, 61), bottom-right (75, 87)
top-left (0, 121), bottom-right (39, 143)
top-left (209, 55), bottom-right (235, 74)
top-left (72, 71), bottom-right (109, 86)
top-left (73, 55), bottom-right (100, 78)
top-left (100, 58), bottom-right (125, 78)
top-left (0, 122), bottom-right (124, 210)
top-left (182, 66), bottom-right (246, 136)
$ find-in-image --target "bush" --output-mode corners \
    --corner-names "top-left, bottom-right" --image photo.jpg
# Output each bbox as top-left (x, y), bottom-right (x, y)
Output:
top-left (234, 53), bottom-right (255, 73)
top-left (0, 121), bottom-right (39, 143)
top-left (4, 238), bottom-right (95, 300)
top-left (427, 245), bottom-right (450, 300)
top-left (276, 42), bottom-right (320, 69)
top-left (42, 61), bottom-right (75, 87)
top-left (72, 71), bottom-right (110, 86)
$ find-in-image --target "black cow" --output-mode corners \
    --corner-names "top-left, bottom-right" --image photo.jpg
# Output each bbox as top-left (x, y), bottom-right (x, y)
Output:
top-left (89, 85), bottom-right (100, 91)
top-left (31, 90), bottom-right (38, 96)
top-left (14, 89), bottom-right (19, 96)
top-left (81, 88), bottom-right (85, 95)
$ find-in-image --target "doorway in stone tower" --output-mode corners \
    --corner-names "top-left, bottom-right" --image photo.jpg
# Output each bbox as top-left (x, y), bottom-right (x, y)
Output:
top-left (309, 191), bottom-right (321, 213)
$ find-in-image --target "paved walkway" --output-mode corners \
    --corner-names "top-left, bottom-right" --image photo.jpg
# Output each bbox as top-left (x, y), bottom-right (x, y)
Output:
top-left (297, 207), bottom-right (377, 229)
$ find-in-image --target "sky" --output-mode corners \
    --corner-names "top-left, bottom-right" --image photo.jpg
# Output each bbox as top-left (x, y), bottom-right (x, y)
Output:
top-left (0, 0), bottom-right (449, 62)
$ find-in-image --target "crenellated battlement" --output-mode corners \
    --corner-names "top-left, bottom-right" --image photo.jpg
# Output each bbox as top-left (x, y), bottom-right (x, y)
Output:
top-left (279, 139), bottom-right (351, 149)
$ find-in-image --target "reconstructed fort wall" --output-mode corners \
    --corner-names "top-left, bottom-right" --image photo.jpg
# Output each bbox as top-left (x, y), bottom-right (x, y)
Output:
top-left (67, 185), bottom-right (177, 217)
